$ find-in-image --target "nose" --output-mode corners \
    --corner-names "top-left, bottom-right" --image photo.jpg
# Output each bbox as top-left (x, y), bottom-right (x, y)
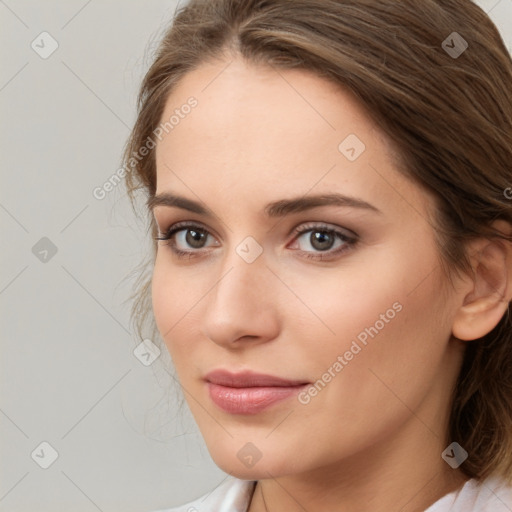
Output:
top-left (201, 244), bottom-right (280, 349)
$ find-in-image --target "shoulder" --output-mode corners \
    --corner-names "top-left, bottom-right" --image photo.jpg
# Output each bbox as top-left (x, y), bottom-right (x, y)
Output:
top-left (426, 475), bottom-right (512, 512)
top-left (150, 476), bottom-right (257, 512)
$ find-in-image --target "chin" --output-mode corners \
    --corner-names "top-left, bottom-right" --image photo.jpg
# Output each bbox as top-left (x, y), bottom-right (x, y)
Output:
top-left (207, 444), bottom-right (300, 480)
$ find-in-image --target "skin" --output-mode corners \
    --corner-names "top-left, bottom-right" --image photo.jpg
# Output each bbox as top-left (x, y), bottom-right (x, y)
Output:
top-left (150, 54), bottom-right (511, 511)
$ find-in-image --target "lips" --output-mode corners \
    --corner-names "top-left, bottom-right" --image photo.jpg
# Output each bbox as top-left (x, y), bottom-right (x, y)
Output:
top-left (204, 370), bottom-right (310, 414)
top-left (205, 369), bottom-right (309, 388)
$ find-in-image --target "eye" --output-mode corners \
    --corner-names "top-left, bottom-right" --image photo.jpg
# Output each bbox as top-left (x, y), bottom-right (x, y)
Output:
top-left (155, 222), bottom-right (218, 258)
top-left (154, 221), bottom-right (358, 261)
top-left (288, 223), bottom-right (357, 260)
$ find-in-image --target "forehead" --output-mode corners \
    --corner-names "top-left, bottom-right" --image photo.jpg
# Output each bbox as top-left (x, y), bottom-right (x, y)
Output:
top-left (157, 58), bottom-right (373, 155)
top-left (153, 57), bottom-right (432, 222)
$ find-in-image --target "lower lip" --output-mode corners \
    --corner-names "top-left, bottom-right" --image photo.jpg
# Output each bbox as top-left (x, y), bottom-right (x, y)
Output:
top-left (207, 382), bottom-right (308, 414)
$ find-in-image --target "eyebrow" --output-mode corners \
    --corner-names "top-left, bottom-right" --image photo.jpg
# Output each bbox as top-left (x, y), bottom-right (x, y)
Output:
top-left (148, 192), bottom-right (382, 218)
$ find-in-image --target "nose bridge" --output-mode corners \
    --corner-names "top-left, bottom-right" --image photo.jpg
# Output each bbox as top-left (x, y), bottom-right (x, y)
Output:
top-left (212, 236), bottom-right (268, 314)
top-left (201, 234), bottom-right (279, 346)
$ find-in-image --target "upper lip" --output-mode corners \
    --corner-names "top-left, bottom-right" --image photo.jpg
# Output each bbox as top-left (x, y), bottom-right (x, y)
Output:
top-left (204, 369), bottom-right (309, 388)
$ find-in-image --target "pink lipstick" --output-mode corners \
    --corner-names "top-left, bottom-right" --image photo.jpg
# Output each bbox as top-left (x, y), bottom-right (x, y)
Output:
top-left (205, 370), bottom-right (309, 415)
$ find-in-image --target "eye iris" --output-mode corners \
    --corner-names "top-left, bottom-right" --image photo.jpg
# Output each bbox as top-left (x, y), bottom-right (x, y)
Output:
top-left (311, 231), bottom-right (334, 251)
top-left (186, 229), bottom-right (207, 248)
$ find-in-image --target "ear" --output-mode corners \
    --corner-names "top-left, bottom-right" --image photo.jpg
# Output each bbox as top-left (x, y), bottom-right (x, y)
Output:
top-left (452, 220), bottom-right (512, 341)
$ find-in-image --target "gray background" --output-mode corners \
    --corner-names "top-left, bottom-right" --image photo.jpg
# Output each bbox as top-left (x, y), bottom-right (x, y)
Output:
top-left (1, 1), bottom-right (511, 511)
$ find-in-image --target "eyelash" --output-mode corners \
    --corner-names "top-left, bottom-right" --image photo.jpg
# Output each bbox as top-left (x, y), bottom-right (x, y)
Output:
top-left (154, 221), bottom-right (358, 261)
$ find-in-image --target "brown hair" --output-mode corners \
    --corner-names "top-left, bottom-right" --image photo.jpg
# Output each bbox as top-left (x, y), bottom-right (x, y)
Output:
top-left (122, 0), bottom-right (512, 482)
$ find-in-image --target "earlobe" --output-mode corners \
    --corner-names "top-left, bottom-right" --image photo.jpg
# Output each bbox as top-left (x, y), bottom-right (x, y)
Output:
top-left (452, 226), bottom-right (512, 341)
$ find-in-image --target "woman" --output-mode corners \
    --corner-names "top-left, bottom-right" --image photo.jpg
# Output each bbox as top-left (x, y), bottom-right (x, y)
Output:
top-left (122, 0), bottom-right (512, 510)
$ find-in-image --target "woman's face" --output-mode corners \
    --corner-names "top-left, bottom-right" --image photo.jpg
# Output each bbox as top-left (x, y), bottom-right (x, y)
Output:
top-left (151, 56), bottom-right (467, 479)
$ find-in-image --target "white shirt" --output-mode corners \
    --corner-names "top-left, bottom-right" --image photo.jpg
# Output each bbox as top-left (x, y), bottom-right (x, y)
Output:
top-left (153, 474), bottom-right (512, 512)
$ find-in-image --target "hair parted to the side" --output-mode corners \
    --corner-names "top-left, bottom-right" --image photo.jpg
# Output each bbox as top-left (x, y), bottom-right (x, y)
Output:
top-left (122, 0), bottom-right (512, 483)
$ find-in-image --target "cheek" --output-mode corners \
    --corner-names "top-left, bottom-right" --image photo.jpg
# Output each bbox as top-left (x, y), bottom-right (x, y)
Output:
top-left (151, 255), bottom-right (191, 359)
top-left (151, 259), bottom-right (170, 335)
top-left (289, 238), bottom-right (448, 382)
